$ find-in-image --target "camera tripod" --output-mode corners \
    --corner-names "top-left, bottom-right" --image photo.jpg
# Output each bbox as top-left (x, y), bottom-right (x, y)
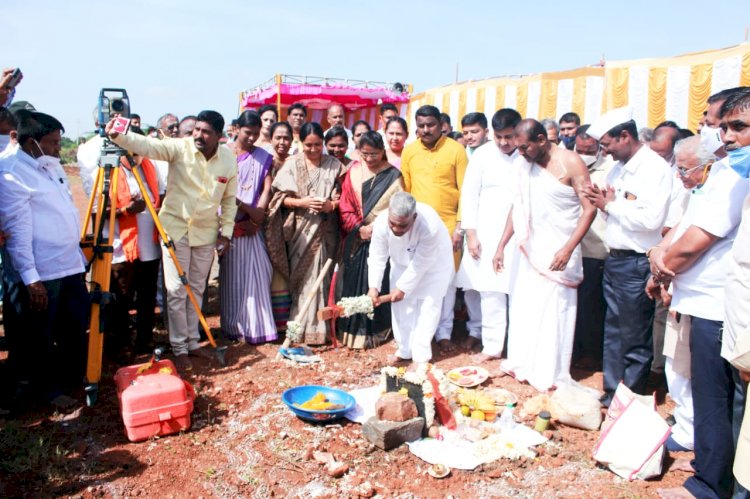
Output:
top-left (80, 136), bottom-right (227, 406)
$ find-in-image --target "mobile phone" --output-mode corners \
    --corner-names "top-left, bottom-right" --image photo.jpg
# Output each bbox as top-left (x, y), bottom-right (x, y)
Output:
top-left (5, 68), bottom-right (22, 89)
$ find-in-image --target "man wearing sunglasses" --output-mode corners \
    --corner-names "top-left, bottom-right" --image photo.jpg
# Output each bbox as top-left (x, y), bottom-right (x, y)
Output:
top-left (157, 113), bottom-right (179, 139)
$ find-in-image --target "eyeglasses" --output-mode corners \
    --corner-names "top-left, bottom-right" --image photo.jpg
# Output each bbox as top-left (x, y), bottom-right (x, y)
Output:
top-left (677, 160), bottom-right (712, 177)
top-left (360, 152), bottom-right (381, 159)
top-left (167, 124), bottom-right (179, 130)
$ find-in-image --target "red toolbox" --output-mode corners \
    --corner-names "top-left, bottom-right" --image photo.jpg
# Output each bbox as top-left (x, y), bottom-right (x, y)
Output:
top-left (114, 359), bottom-right (195, 442)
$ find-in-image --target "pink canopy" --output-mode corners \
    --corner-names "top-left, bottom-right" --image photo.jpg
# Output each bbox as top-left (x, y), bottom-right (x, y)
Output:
top-left (241, 82), bottom-right (410, 111)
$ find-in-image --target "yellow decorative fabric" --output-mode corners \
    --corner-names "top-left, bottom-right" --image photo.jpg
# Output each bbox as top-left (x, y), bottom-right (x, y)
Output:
top-left (648, 67), bottom-right (668, 127)
top-left (687, 63), bottom-right (712, 132)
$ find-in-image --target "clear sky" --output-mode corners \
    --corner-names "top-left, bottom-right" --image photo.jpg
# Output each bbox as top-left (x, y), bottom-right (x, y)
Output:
top-left (5, 0), bottom-right (750, 137)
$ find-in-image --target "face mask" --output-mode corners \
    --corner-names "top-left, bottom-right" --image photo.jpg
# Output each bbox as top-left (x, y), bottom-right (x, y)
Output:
top-left (727, 144), bottom-right (750, 178)
top-left (0, 134), bottom-right (10, 151)
top-left (561, 135), bottom-right (576, 149)
top-left (700, 125), bottom-right (724, 156)
top-left (579, 153), bottom-right (599, 167)
top-left (31, 139), bottom-right (62, 171)
top-left (37, 154), bottom-right (62, 171)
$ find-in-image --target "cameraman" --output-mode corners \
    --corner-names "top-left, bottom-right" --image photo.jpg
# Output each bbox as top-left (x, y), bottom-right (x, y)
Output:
top-left (106, 110), bottom-right (237, 371)
top-left (0, 110), bottom-right (88, 409)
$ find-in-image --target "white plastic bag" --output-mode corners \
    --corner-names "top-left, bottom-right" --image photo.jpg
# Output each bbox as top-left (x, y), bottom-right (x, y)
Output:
top-left (593, 383), bottom-right (671, 480)
top-left (549, 383), bottom-right (603, 431)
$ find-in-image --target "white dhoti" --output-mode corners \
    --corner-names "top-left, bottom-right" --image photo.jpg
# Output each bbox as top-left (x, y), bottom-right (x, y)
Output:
top-left (501, 159), bottom-right (583, 392)
top-left (392, 294), bottom-right (442, 362)
top-left (663, 312), bottom-right (694, 449)
top-left (504, 256), bottom-right (576, 390)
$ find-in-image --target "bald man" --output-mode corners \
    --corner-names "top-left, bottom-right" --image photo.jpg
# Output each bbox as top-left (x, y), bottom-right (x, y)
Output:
top-left (493, 119), bottom-right (596, 391)
top-left (326, 104), bottom-right (353, 153)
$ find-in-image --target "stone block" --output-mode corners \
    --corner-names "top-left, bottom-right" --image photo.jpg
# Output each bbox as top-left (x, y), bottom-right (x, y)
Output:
top-left (376, 392), bottom-right (418, 422)
top-left (362, 416), bottom-right (424, 451)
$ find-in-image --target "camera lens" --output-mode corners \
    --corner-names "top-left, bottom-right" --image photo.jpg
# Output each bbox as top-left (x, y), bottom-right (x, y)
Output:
top-left (111, 99), bottom-right (125, 112)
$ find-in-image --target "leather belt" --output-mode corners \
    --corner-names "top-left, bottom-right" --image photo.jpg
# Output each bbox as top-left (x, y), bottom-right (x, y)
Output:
top-left (609, 249), bottom-right (646, 258)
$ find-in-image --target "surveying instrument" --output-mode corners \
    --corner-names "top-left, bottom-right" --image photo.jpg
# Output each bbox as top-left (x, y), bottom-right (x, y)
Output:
top-left (80, 88), bottom-right (227, 406)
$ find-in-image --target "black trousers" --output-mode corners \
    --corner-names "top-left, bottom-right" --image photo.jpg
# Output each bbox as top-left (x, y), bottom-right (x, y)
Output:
top-left (684, 317), bottom-right (746, 499)
top-left (573, 257), bottom-right (605, 366)
top-left (602, 253), bottom-right (654, 403)
top-left (109, 259), bottom-right (160, 351)
top-left (4, 274), bottom-right (88, 400)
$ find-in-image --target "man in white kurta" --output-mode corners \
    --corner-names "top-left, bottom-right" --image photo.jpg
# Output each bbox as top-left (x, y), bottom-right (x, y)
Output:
top-left (367, 193), bottom-right (454, 363)
top-left (456, 109), bottom-right (521, 360)
top-left (494, 119), bottom-right (595, 392)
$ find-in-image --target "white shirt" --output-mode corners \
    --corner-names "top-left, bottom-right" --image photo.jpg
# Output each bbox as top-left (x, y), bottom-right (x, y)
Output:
top-left (368, 203), bottom-right (454, 299)
top-left (670, 159), bottom-right (748, 321)
top-left (0, 149), bottom-right (86, 284)
top-left (664, 164), bottom-right (690, 229)
top-left (455, 142), bottom-right (518, 292)
top-left (604, 145), bottom-right (672, 253)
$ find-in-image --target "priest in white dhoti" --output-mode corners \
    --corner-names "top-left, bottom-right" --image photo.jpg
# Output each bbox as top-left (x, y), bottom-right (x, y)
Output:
top-left (456, 108), bottom-right (522, 362)
top-left (492, 119), bottom-right (596, 392)
top-left (367, 192), bottom-right (454, 364)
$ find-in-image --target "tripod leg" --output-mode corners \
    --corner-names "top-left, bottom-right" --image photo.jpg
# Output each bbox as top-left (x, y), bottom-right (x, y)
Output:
top-left (80, 166), bottom-right (103, 239)
top-left (129, 165), bottom-right (227, 365)
top-left (85, 165), bottom-right (119, 395)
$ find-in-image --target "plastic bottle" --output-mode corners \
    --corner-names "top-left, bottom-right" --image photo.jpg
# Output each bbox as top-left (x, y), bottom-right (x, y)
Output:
top-left (498, 403), bottom-right (515, 431)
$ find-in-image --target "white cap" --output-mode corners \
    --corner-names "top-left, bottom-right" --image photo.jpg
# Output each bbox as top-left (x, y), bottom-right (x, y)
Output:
top-left (588, 106), bottom-right (634, 141)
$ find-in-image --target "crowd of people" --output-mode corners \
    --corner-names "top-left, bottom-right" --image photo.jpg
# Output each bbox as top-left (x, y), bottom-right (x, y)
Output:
top-left (0, 66), bottom-right (749, 497)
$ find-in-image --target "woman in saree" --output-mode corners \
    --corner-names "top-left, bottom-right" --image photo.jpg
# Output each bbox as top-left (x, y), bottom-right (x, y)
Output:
top-left (384, 116), bottom-right (408, 169)
top-left (338, 131), bottom-right (403, 348)
top-left (254, 104), bottom-right (277, 151)
top-left (325, 126), bottom-right (351, 168)
top-left (348, 120), bottom-right (372, 163)
top-left (266, 120), bottom-right (295, 331)
top-left (267, 122), bottom-right (343, 345)
top-left (219, 111), bottom-right (277, 344)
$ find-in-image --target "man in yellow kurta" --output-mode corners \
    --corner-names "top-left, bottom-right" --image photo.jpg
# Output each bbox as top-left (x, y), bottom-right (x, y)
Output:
top-left (107, 111), bottom-right (237, 371)
top-left (401, 105), bottom-right (468, 352)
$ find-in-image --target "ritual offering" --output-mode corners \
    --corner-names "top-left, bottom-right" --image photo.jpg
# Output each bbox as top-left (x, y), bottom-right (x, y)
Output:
top-left (380, 364), bottom-right (450, 429)
top-left (427, 463), bottom-right (451, 479)
top-left (295, 392), bottom-right (346, 411)
top-left (282, 385), bottom-right (355, 422)
top-left (285, 320), bottom-right (303, 342)
top-left (337, 295), bottom-right (375, 319)
top-left (446, 366), bottom-right (489, 387)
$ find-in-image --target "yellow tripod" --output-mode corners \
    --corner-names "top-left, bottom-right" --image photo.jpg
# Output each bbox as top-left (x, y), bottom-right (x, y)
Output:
top-left (80, 138), bottom-right (227, 406)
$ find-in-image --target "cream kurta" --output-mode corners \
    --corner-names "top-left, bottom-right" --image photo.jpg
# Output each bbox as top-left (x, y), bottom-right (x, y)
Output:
top-left (455, 142), bottom-right (518, 293)
top-left (112, 133), bottom-right (238, 246)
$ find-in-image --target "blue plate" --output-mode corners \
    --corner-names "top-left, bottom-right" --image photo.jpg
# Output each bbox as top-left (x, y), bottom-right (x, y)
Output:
top-left (282, 385), bottom-right (356, 422)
